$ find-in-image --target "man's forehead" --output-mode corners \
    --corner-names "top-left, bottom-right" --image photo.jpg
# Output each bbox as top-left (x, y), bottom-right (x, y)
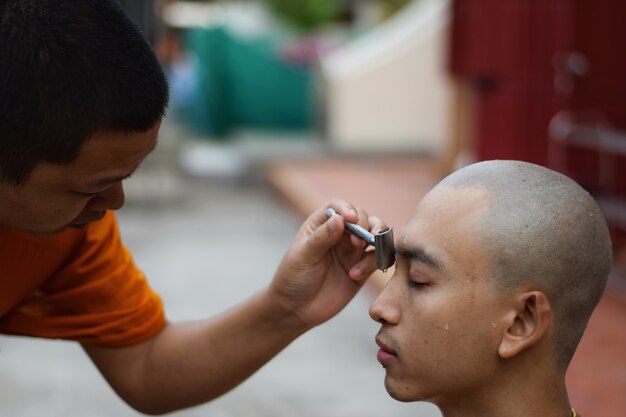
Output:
top-left (72, 127), bottom-right (160, 175)
top-left (422, 184), bottom-right (490, 205)
top-left (408, 186), bottom-right (492, 227)
top-left (398, 186), bottom-right (493, 268)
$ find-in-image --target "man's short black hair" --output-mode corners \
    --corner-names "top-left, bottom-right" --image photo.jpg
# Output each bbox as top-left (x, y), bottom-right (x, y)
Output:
top-left (0, 0), bottom-right (169, 185)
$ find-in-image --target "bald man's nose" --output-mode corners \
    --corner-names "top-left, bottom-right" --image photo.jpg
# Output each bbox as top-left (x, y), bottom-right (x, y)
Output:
top-left (369, 286), bottom-right (400, 325)
top-left (86, 182), bottom-right (126, 211)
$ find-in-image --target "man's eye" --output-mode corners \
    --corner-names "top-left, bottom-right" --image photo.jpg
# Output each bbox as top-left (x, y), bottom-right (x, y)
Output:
top-left (408, 280), bottom-right (428, 289)
top-left (75, 191), bottom-right (98, 197)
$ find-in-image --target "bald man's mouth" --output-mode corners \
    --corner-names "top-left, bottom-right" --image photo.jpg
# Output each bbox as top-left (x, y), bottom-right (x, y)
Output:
top-left (376, 335), bottom-right (398, 366)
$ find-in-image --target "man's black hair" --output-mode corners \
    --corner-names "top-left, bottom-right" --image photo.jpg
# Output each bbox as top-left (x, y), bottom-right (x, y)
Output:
top-left (0, 0), bottom-right (169, 185)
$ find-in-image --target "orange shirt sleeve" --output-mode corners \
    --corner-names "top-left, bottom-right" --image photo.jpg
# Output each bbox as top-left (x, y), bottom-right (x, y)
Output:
top-left (0, 211), bottom-right (166, 347)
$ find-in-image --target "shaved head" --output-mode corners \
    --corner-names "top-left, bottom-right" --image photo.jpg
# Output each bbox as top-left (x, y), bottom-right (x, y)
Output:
top-left (437, 160), bottom-right (612, 369)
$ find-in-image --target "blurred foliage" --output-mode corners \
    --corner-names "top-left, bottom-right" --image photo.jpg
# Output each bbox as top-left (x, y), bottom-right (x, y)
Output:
top-left (266, 0), bottom-right (340, 32)
top-left (170, 0), bottom-right (415, 32)
top-left (381, 0), bottom-right (413, 19)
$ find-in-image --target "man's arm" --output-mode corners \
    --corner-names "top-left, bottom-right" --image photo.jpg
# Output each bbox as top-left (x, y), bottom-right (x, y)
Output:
top-left (84, 199), bottom-right (383, 414)
top-left (84, 290), bottom-right (309, 414)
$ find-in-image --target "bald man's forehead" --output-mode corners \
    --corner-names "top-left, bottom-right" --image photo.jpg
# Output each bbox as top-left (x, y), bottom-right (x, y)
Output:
top-left (403, 187), bottom-right (492, 251)
top-left (398, 186), bottom-right (495, 289)
top-left (414, 185), bottom-right (492, 220)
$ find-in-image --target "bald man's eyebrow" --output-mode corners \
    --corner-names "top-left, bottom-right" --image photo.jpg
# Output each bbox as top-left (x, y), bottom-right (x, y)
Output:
top-left (397, 245), bottom-right (443, 271)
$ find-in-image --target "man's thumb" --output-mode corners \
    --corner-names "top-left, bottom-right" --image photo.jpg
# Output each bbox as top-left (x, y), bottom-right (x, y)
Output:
top-left (301, 214), bottom-right (344, 262)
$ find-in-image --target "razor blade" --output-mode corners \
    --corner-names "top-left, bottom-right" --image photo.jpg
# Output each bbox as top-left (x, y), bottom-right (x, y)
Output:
top-left (325, 208), bottom-right (396, 272)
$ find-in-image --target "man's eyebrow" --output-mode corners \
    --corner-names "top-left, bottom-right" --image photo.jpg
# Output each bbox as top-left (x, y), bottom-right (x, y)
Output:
top-left (87, 171), bottom-right (136, 188)
top-left (396, 245), bottom-right (443, 270)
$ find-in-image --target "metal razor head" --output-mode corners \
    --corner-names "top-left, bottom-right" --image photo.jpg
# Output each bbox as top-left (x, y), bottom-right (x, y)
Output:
top-left (325, 208), bottom-right (396, 271)
top-left (374, 227), bottom-right (395, 271)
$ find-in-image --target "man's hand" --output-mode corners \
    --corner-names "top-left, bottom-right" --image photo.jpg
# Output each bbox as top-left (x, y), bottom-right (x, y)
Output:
top-left (84, 198), bottom-right (389, 414)
top-left (270, 198), bottom-right (387, 328)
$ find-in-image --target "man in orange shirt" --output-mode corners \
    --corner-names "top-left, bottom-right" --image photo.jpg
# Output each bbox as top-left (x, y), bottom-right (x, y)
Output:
top-left (0, 0), bottom-right (384, 413)
top-left (369, 160), bottom-right (612, 417)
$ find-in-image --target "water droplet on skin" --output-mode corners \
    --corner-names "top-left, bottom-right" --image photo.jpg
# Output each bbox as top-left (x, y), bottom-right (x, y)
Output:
top-left (444, 324), bottom-right (449, 331)
top-left (492, 322), bottom-right (497, 328)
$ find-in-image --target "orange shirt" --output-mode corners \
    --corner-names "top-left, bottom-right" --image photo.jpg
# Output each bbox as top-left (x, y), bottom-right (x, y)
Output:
top-left (0, 211), bottom-right (165, 347)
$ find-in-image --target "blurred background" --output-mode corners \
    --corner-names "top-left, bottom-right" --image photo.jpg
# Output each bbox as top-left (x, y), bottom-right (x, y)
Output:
top-left (1, 0), bottom-right (624, 416)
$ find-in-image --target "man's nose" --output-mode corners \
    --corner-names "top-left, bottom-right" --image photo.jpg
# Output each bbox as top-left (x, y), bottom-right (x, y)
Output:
top-left (86, 182), bottom-right (126, 211)
top-left (369, 280), bottom-right (400, 325)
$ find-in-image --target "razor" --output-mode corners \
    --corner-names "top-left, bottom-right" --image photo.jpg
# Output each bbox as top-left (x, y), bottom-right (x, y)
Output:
top-left (325, 208), bottom-right (396, 272)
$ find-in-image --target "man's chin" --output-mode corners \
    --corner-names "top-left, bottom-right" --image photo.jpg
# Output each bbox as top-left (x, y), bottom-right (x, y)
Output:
top-left (27, 226), bottom-right (71, 237)
top-left (68, 215), bottom-right (105, 229)
top-left (71, 211), bottom-right (106, 227)
top-left (29, 214), bottom-right (106, 235)
top-left (385, 378), bottom-right (428, 403)
top-left (29, 224), bottom-right (77, 236)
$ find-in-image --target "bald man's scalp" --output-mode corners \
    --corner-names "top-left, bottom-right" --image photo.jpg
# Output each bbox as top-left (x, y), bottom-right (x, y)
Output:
top-left (437, 160), bottom-right (612, 370)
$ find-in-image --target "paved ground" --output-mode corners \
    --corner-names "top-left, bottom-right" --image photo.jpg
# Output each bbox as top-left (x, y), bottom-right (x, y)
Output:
top-left (0, 120), bottom-right (442, 417)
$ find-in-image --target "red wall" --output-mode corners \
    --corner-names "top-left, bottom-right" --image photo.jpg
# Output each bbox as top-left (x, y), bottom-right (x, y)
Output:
top-left (450, 0), bottom-right (626, 248)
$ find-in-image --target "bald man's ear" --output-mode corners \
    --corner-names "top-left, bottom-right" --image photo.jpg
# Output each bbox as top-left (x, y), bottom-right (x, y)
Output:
top-left (498, 291), bottom-right (552, 359)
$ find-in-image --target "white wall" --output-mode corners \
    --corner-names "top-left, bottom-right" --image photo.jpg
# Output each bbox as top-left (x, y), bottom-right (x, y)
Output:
top-left (321, 0), bottom-right (452, 153)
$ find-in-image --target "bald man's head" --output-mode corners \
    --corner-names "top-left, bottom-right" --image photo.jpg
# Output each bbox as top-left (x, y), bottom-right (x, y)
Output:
top-left (437, 160), bottom-right (612, 370)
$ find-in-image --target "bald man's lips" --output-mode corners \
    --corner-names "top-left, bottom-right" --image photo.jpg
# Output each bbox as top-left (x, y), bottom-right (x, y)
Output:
top-left (376, 336), bottom-right (398, 365)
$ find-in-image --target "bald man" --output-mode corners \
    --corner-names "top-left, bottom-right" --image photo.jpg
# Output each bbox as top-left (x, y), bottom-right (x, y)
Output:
top-left (370, 160), bottom-right (612, 417)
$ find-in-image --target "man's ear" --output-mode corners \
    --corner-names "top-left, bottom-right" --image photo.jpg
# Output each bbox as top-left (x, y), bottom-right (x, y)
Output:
top-left (498, 291), bottom-right (552, 359)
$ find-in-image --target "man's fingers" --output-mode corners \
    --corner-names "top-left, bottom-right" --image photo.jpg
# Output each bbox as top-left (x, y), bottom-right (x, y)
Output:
top-left (333, 200), bottom-right (359, 224)
top-left (368, 215), bottom-right (387, 235)
top-left (299, 212), bottom-right (345, 262)
top-left (307, 199), bottom-right (359, 230)
top-left (345, 214), bottom-right (390, 281)
top-left (304, 199), bottom-right (391, 269)
top-left (348, 250), bottom-right (378, 284)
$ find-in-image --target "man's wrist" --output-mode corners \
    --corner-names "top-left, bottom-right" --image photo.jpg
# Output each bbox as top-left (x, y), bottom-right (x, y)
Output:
top-left (254, 287), bottom-right (314, 337)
